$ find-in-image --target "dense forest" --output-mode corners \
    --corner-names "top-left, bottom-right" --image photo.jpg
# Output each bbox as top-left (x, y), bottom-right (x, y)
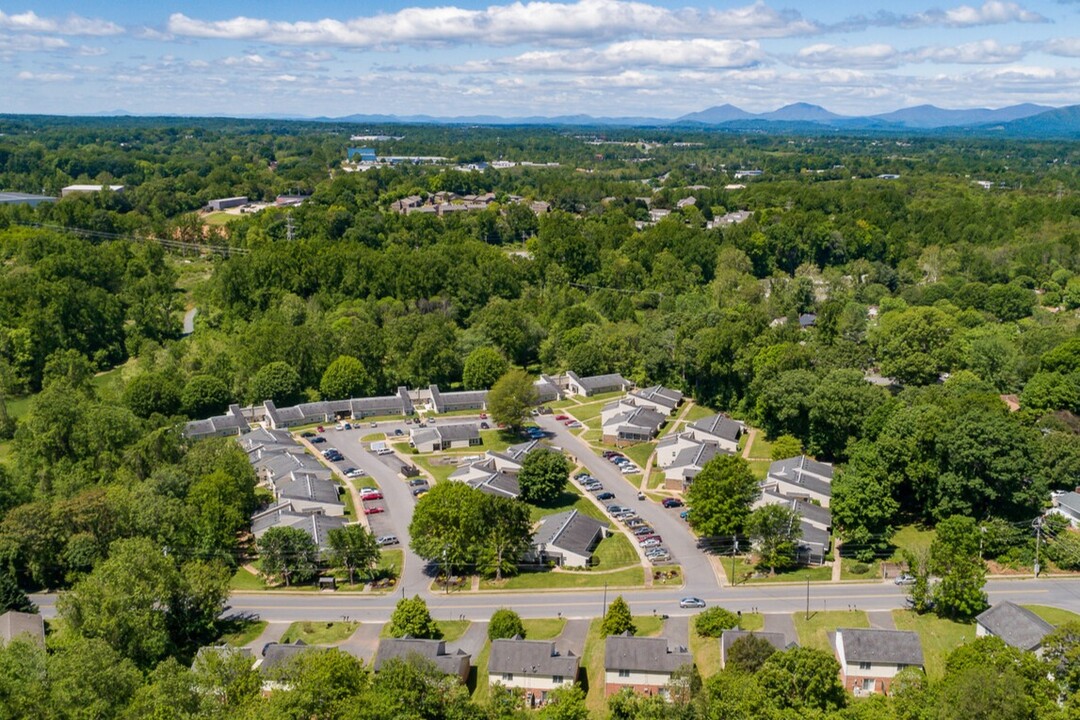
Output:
top-left (0, 117), bottom-right (1079, 718)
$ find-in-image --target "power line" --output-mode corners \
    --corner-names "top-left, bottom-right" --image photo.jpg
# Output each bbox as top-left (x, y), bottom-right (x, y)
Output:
top-left (10, 221), bottom-right (249, 257)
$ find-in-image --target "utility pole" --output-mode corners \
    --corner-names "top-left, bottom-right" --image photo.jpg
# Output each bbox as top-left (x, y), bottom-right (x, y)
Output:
top-left (805, 576), bottom-right (810, 620)
top-left (603, 583), bottom-right (608, 618)
top-left (1033, 517), bottom-right (1043, 578)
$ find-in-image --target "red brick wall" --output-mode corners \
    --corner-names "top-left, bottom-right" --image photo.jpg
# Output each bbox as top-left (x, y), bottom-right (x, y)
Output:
top-left (605, 681), bottom-right (664, 697)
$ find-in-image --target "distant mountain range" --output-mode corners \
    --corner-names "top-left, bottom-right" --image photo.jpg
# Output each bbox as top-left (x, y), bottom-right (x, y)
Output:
top-left (65, 102), bottom-right (1079, 137)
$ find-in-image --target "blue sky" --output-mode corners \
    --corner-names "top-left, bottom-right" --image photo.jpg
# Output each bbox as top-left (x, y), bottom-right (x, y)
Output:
top-left (3, 0), bottom-right (1079, 117)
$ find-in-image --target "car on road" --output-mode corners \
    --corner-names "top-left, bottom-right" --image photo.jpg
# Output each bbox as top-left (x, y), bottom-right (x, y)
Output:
top-left (300, 431), bottom-right (316, 438)
top-left (370, 421), bottom-right (378, 427)
top-left (360, 491), bottom-right (383, 501)
top-left (310, 436), bottom-right (326, 444)
top-left (662, 498), bottom-right (684, 508)
top-left (555, 414), bottom-right (569, 421)
top-left (563, 419), bottom-right (576, 426)
top-left (596, 492), bottom-right (615, 501)
top-left (894, 573), bottom-right (917, 585)
top-left (587, 485), bottom-right (605, 493)
top-left (429, 417), bottom-right (437, 424)
top-left (377, 535), bottom-right (399, 546)
top-left (567, 421), bottom-right (581, 428)
top-left (679, 597), bottom-right (706, 608)
top-left (364, 506), bottom-right (385, 515)
top-left (344, 468), bottom-right (365, 478)
top-left (679, 509), bottom-right (690, 520)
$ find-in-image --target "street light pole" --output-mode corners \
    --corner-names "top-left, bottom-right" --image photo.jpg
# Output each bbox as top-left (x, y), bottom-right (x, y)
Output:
top-left (805, 576), bottom-right (810, 620)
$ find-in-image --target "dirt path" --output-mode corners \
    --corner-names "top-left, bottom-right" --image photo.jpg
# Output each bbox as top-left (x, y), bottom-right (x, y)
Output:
top-left (740, 427), bottom-right (759, 459)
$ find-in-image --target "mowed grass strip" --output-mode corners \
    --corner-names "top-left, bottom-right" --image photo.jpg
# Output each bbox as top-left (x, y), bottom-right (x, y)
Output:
top-left (891, 610), bottom-right (975, 678)
top-left (792, 610), bottom-right (869, 653)
top-left (281, 621), bottom-right (359, 645)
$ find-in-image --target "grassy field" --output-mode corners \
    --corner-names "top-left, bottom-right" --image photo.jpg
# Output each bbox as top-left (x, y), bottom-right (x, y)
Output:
top-left (690, 631), bottom-right (721, 677)
top-left (0, 441), bottom-right (11, 465)
top-left (593, 531), bottom-right (640, 569)
top-left (437, 620), bottom-right (471, 642)
top-left (1025, 605), bottom-right (1080, 626)
top-left (528, 487), bottom-right (606, 523)
top-left (218, 619), bottom-right (268, 647)
top-left (480, 565), bottom-right (645, 591)
top-left (361, 432), bottom-right (383, 442)
top-left (203, 211), bottom-right (236, 226)
top-left (747, 459), bottom-right (772, 480)
top-left (745, 433), bottom-right (774, 459)
top-left (580, 429), bottom-right (603, 445)
top-left (840, 559), bottom-right (882, 581)
top-left (281, 621), bottom-right (359, 645)
top-left (647, 470), bottom-right (667, 489)
top-left (571, 399), bottom-right (613, 424)
top-left (793, 610), bottom-right (869, 653)
top-left (890, 524), bottom-right (936, 560)
top-left (729, 556), bottom-right (832, 585)
top-left (378, 549), bottom-right (404, 579)
top-left (891, 611), bottom-right (974, 678)
top-left (683, 404), bottom-right (716, 423)
top-left (229, 566), bottom-right (268, 591)
top-left (479, 429), bottom-right (520, 452)
top-left (623, 442), bottom-right (656, 471)
top-left (412, 455), bottom-right (457, 483)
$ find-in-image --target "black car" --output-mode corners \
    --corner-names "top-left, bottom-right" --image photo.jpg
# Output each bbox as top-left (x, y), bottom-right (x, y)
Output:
top-left (632, 526), bottom-right (654, 536)
top-left (300, 431), bottom-right (316, 438)
top-left (596, 492), bottom-right (615, 500)
top-left (310, 436), bottom-right (326, 444)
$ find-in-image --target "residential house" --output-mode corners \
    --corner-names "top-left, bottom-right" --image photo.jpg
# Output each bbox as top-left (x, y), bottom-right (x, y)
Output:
top-left (719, 630), bottom-right (792, 668)
top-left (763, 456), bottom-right (834, 508)
top-left (527, 509), bottom-right (609, 568)
top-left (252, 450), bottom-right (329, 485)
top-left (410, 423), bottom-right (482, 453)
top-left (488, 637), bottom-right (580, 708)
top-left (448, 439), bottom-right (539, 497)
top-left (663, 442), bottom-right (722, 491)
top-left (257, 641), bottom-right (317, 685)
top-left (238, 426), bottom-right (296, 455)
top-left (468, 470), bottom-right (522, 499)
top-left (0, 611), bottom-right (45, 646)
top-left (428, 385), bottom-right (487, 414)
top-left (601, 404), bottom-right (667, 446)
top-left (184, 404), bottom-right (251, 440)
top-left (626, 386), bottom-right (683, 415)
top-left (686, 414), bottom-right (743, 453)
top-left (656, 432), bottom-right (705, 469)
top-left (350, 387), bottom-right (415, 418)
top-left (798, 313), bottom-right (818, 329)
top-left (976, 602), bottom-right (1055, 654)
top-left (535, 375), bottom-right (564, 403)
top-left (563, 371), bottom-right (631, 397)
top-left (755, 490), bottom-right (832, 561)
top-left (250, 505), bottom-right (347, 551)
top-left (603, 633), bottom-right (693, 698)
top-left (1051, 490), bottom-right (1080, 527)
top-left (374, 637), bottom-right (471, 683)
top-left (835, 628), bottom-right (924, 696)
top-left (271, 472), bottom-right (345, 516)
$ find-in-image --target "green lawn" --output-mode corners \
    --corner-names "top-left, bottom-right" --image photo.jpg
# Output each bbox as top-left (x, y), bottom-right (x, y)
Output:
top-left (840, 559), bottom-right (882, 581)
top-left (361, 432), bottom-right (383, 442)
top-left (745, 433), bottom-right (774, 460)
top-left (528, 487), bottom-right (607, 524)
top-left (891, 610), bottom-right (975, 678)
top-left (623, 442), bottom-right (656, 470)
top-left (683, 404), bottom-right (717, 423)
top-left (0, 441), bottom-right (11, 465)
top-left (412, 455), bottom-right (457, 484)
top-left (890, 524), bottom-right (936, 560)
top-left (378, 549), bottom-right (404, 579)
top-left (479, 429), bottom-right (519, 452)
top-left (690, 631), bottom-right (721, 677)
top-left (437, 620), bottom-right (471, 642)
top-left (739, 613), bottom-right (765, 631)
top-left (647, 470), bottom-right (667, 489)
top-left (747, 459), bottom-right (771, 480)
top-left (793, 610), bottom-right (869, 653)
top-left (572, 398), bottom-right (614, 424)
top-left (204, 211), bottom-right (235, 225)
top-left (229, 567), bottom-right (268, 591)
top-left (1024, 605), bottom-right (1080, 626)
top-left (479, 566), bottom-right (645, 591)
top-left (580, 429), bottom-right (603, 445)
top-left (5, 395), bottom-right (33, 420)
top-left (593, 531), bottom-right (639, 570)
top-left (729, 556), bottom-right (832, 584)
top-left (218, 619), bottom-right (268, 647)
top-left (281, 621), bottom-right (360, 645)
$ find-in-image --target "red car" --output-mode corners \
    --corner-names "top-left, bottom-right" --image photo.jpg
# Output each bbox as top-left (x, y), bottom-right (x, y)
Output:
top-left (360, 491), bottom-right (383, 501)
top-left (364, 506), bottom-right (385, 515)
top-left (316, 425), bottom-right (325, 433)
top-left (479, 412), bottom-right (488, 419)
top-left (555, 414), bottom-right (569, 421)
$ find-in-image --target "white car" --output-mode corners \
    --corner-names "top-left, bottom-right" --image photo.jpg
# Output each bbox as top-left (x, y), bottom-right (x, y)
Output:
top-left (620, 465), bottom-right (639, 474)
top-left (344, 468), bottom-right (365, 478)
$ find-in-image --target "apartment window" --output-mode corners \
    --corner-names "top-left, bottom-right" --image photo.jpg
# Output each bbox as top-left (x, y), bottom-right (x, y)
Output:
top-left (502, 673), bottom-right (514, 682)
top-left (552, 676), bottom-right (564, 684)
top-left (861, 678), bottom-right (874, 692)
top-left (897, 664), bottom-right (908, 671)
top-left (858, 662), bottom-right (872, 671)
top-left (618, 669), bottom-right (630, 678)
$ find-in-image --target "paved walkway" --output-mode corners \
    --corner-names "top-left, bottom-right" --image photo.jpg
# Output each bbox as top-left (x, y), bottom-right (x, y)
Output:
top-left (762, 613), bottom-right (798, 645)
top-left (867, 611), bottom-right (897, 631)
top-left (244, 621), bottom-right (288, 653)
top-left (831, 542), bottom-right (843, 582)
top-left (455, 621), bottom-right (489, 658)
top-left (660, 615), bottom-right (690, 648)
top-left (337, 622), bottom-right (384, 661)
top-left (559, 618), bottom-right (592, 657)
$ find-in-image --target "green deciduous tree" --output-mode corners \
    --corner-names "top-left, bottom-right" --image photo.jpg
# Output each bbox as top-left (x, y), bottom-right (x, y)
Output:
top-left (258, 527), bottom-right (319, 588)
top-left (769, 434), bottom-right (803, 461)
top-left (930, 515), bottom-right (988, 619)
top-left (180, 374), bottom-right (232, 418)
top-left (387, 595), bottom-right (441, 639)
top-left (488, 608), bottom-right (526, 641)
top-left (807, 368), bottom-right (886, 459)
top-left (693, 606), bottom-right (739, 638)
top-left (685, 455), bottom-right (759, 538)
top-left (462, 346), bottom-right (510, 390)
top-left (872, 305), bottom-right (958, 386)
top-left (517, 450), bottom-right (569, 506)
top-left (487, 369), bottom-right (538, 431)
top-left (248, 361), bottom-right (303, 405)
top-left (727, 634), bottom-right (780, 674)
top-left (746, 504), bottom-right (801, 575)
top-left (326, 524), bottom-right (380, 585)
top-left (602, 596), bottom-right (635, 636)
top-left (409, 482), bottom-right (480, 578)
top-left (757, 647), bottom-right (846, 713)
top-left (123, 372), bottom-right (182, 418)
top-left (319, 355), bottom-right (374, 400)
top-left (476, 495), bottom-right (533, 580)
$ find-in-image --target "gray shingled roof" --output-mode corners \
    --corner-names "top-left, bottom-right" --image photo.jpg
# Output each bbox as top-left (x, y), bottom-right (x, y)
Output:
top-left (576, 373), bottom-right (628, 392)
top-left (976, 602), bottom-right (1055, 651)
top-left (838, 629), bottom-right (924, 666)
top-left (274, 474), bottom-right (343, 505)
top-left (469, 471), bottom-right (521, 499)
top-left (488, 638), bottom-right (579, 677)
top-left (411, 427), bottom-right (440, 448)
top-left (1056, 491), bottom-right (1080, 516)
top-left (605, 407), bottom-right (666, 434)
top-left (435, 423), bottom-right (480, 442)
top-left (260, 641), bottom-right (315, 671)
top-left (0, 611), bottom-right (44, 645)
top-left (532, 510), bottom-right (608, 558)
top-left (671, 442), bottom-right (720, 472)
top-left (720, 630), bottom-right (792, 660)
top-left (630, 385), bottom-right (682, 410)
top-left (767, 455), bottom-right (833, 497)
top-left (374, 638), bottom-right (470, 676)
top-left (690, 414), bottom-right (743, 443)
top-left (760, 490), bottom-right (832, 529)
top-left (605, 634), bottom-right (692, 673)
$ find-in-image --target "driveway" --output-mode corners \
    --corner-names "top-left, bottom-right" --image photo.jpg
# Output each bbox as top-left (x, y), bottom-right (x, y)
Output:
top-left (536, 416), bottom-right (720, 598)
top-left (762, 613), bottom-right (797, 645)
top-left (660, 615), bottom-right (690, 649)
top-left (558, 618), bottom-right (592, 658)
top-left (337, 622), bottom-right (384, 661)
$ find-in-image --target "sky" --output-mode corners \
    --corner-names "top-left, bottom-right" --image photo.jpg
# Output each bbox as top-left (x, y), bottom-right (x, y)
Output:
top-left (2, 0), bottom-right (1079, 118)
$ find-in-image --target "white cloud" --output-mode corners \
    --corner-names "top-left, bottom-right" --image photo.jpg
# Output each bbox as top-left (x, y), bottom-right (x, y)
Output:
top-left (1043, 37), bottom-right (1080, 56)
top-left (456, 39), bottom-right (764, 73)
top-left (0, 33), bottom-right (69, 53)
top-left (16, 70), bottom-right (75, 82)
top-left (908, 39), bottom-right (1026, 63)
top-left (791, 43), bottom-right (898, 68)
top-left (166, 0), bottom-right (818, 48)
top-left (0, 10), bottom-right (121, 36)
top-left (837, 1), bottom-right (1047, 31)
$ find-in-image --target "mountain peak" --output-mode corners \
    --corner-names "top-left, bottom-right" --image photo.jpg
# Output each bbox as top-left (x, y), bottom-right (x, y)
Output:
top-left (676, 104), bottom-right (753, 123)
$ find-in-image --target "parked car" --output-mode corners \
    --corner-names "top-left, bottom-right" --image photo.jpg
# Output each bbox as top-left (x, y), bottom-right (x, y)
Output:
top-left (588, 485), bottom-right (605, 494)
top-left (479, 413), bottom-right (487, 419)
top-left (394, 428), bottom-right (404, 436)
top-left (606, 504), bottom-right (628, 513)
top-left (563, 419), bottom-right (575, 426)
top-left (596, 492), bottom-right (615, 501)
top-left (316, 426), bottom-right (325, 433)
top-left (637, 491), bottom-right (646, 500)
top-left (310, 436), bottom-right (326, 444)
top-left (413, 488), bottom-right (428, 497)
top-left (679, 597), bottom-right (706, 608)
top-left (567, 421), bottom-right (581, 428)
top-left (343, 422), bottom-right (352, 430)
top-left (894, 573), bottom-right (917, 585)
top-left (344, 468), bottom-right (365, 478)
top-left (480, 422), bottom-right (489, 429)
top-left (632, 526), bottom-right (654, 536)
top-left (641, 539), bottom-right (661, 548)
top-left (679, 510), bottom-right (691, 520)
top-left (602, 451), bottom-right (617, 459)
top-left (662, 498), bottom-right (684, 508)
top-left (555, 415), bottom-right (569, 421)
top-left (638, 534), bottom-right (661, 543)
top-left (621, 465), bottom-right (639, 474)
top-left (300, 431), bottom-right (316, 438)
top-left (364, 506), bottom-right (385, 515)
top-left (360, 491), bottom-right (383, 501)
top-left (428, 417), bottom-right (436, 424)
top-left (408, 478), bottom-right (427, 487)
top-left (625, 518), bottom-right (644, 527)
top-left (645, 547), bottom-right (669, 557)
top-left (377, 535), bottom-right (399, 546)
top-left (647, 553), bottom-right (671, 562)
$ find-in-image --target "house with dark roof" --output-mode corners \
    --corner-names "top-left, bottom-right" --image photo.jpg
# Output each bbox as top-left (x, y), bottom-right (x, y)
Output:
top-left (564, 371), bottom-right (631, 397)
top-left (686, 414), bottom-right (743, 453)
top-left (410, 423), bottom-right (482, 452)
top-left (604, 633), bottom-right (693, 697)
top-left (349, 387), bottom-right (414, 418)
top-left (527, 510), bottom-right (609, 567)
top-left (976, 602), bottom-right (1055, 654)
top-left (488, 637), bottom-right (580, 707)
top-left (719, 630), bottom-right (793, 668)
top-left (1051, 490), bottom-right (1080, 528)
top-left (184, 404), bottom-right (251, 440)
top-left (0, 611), bottom-right (45, 646)
top-left (271, 472), bottom-right (345, 516)
top-left (600, 400), bottom-right (667, 446)
top-left (764, 455), bottom-right (834, 508)
top-left (374, 637), bottom-right (471, 682)
top-left (754, 490), bottom-right (832, 561)
top-left (835, 628), bottom-right (924, 696)
top-left (662, 442), bottom-right (722, 491)
top-left (250, 506), bottom-right (347, 551)
top-left (252, 450), bottom-right (328, 484)
top-left (469, 470), bottom-right (522, 499)
top-left (428, 385), bottom-right (488, 414)
top-left (238, 426), bottom-right (296, 454)
top-left (535, 375), bottom-right (563, 403)
top-left (626, 385), bottom-right (683, 415)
